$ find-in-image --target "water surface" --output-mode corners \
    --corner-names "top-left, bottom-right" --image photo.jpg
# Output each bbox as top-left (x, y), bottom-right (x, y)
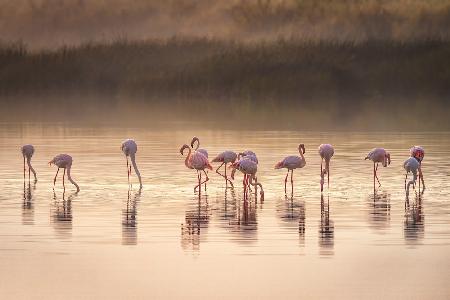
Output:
top-left (1, 123), bottom-right (449, 299)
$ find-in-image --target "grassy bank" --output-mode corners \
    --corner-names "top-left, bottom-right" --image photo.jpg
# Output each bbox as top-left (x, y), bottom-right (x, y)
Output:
top-left (0, 38), bottom-right (449, 129)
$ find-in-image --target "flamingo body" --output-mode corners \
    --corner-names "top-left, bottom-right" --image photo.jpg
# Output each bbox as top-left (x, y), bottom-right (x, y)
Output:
top-left (275, 155), bottom-right (306, 170)
top-left (49, 154), bottom-right (80, 192)
top-left (212, 151), bottom-right (237, 164)
top-left (121, 139), bottom-right (142, 188)
top-left (21, 144), bottom-right (37, 181)
top-left (410, 146), bottom-right (425, 162)
top-left (403, 157), bottom-right (420, 196)
top-left (275, 144), bottom-right (306, 193)
top-left (365, 148), bottom-right (390, 167)
top-left (318, 144), bottom-right (334, 191)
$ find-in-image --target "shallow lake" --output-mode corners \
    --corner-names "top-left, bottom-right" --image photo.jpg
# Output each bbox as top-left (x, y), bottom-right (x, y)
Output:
top-left (0, 123), bottom-right (449, 299)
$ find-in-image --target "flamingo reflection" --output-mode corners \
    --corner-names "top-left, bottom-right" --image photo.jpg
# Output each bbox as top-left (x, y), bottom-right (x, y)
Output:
top-left (404, 195), bottom-right (424, 244)
top-left (319, 194), bottom-right (334, 256)
top-left (181, 193), bottom-right (210, 251)
top-left (276, 194), bottom-right (306, 246)
top-left (51, 190), bottom-right (76, 239)
top-left (367, 191), bottom-right (391, 231)
top-left (22, 180), bottom-right (36, 225)
top-left (122, 188), bottom-right (141, 246)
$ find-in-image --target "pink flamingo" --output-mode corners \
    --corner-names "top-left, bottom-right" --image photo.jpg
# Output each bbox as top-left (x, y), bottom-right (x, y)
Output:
top-left (21, 144), bottom-right (37, 182)
top-left (121, 139), bottom-right (143, 188)
top-left (403, 157), bottom-right (420, 197)
top-left (410, 146), bottom-right (425, 191)
top-left (191, 136), bottom-right (209, 190)
top-left (180, 144), bottom-right (213, 193)
top-left (230, 158), bottom-right (264, 201)
top-left (274, 144), bottom-right (306, 194)
top-left (191, 137), bottom-right (208, 158)
top-left (318, 144), bottom-right (334, 192)
top-left (365, 148), bottom-right (391, 189)
top-left (49, 154), bottom-right (80, 192)
top-left (212, 150), bottom-right (237, 186)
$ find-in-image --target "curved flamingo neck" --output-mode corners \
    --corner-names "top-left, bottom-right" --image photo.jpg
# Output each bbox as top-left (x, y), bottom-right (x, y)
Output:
top-left (26, 157), bottom-right (37, 180)
top-left (130, 153), bottom-right (142, 187)
top-left (193, 139), bottom-right (200, 151)
top-left (184, 147), bottom-right (193, 169)
top-left (66, 164), bottom-right (80, 192)
top-left (299, 149), bottom-right (305, 162)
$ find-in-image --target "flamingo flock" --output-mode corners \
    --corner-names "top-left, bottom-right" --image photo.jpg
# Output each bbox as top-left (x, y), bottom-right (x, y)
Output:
top-left (19, 137), bottom-right (426, 198)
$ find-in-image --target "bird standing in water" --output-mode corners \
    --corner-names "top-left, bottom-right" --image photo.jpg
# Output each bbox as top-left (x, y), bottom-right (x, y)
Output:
top-left (180, 144), bottom-right (213, 193)
top-left (212, 150), bottom-right (237, 186)
top-left (230, 158), bottom-right (264, 201)
top-left (318, 144), bottom-right (334, 192)
top-left (121, 139), bottom-right (143, 188)
top-left (191, 136), bottom-right (209, 190)
top-left (403, 156), bottom-right (420, 197)
top-left (365, 148), bottom-right (391, 190)
top-left (275, 144), bottom-right (306, 194)
top-left (21, 144), bottom-right (37, 182)
top-left (410, 146), bottom-right (425, 191)
top-left (49, 154), bottom-right (80, 192)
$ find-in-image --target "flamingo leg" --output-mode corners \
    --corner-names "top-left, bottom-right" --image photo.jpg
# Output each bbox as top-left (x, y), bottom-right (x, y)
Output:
top-left (199, 170), bottom-right (209, 187)
top-left (63, 168), bottom-right (66, 190)
top-left (327, 161), bottom-right (330, 188)
top-left (320, 160), bottom-right (324, 192)
top-left (419, 167), bottom-right (425, 191)
top-left (284, 170), bottom-right (289, 194)
top-left (194, 170), bottom-right (201, 192)
top-left (23, 157), bottom-right (26, 181)
top-left (126, 157), bottom-right (130, 185)
top-left (375, 163), bottom-right (381, 187)
top-left (53, 168), bottom-right (60, 187)
top-left (404, 174), bottom-right (408, 190)
top-left (291, 170), bottom-right (294, 194)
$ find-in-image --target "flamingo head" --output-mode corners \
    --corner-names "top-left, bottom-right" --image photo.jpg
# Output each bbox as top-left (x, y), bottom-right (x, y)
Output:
top-left (386, 153), bottom-right (391, 166)
top-left (179, 144), bottom-right (190, 155)
top-left (190, 136), bottom-right (199, 149)
top-left (299, 144), bottom-right (305, 154)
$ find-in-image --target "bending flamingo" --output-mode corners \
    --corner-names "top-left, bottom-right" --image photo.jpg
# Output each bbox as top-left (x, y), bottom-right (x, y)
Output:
top-left (238, 150), bottom-right (258, 164)
top-left (121, 139), bottom-right (143, 188)
top-left (365, 148), bottom-right (391, 188)
top-left (49, 154), bottom-right (80, 192)
top-left (403, 157), bottom-right (420, 197)
top-left (230, 158), bottom-right (264, 201)
top-left (180, 144), bottom-right (213, 193)
top-left (275, 144), bottom-right (306, 194)
top-left (21, 144), bottom-right (37, 182)
top-left (212, 150), bottom-right (237, 186)
top-left (318, 144), bottom-right (334, 192)
top-left (410, 146), bottom-right (425, 190)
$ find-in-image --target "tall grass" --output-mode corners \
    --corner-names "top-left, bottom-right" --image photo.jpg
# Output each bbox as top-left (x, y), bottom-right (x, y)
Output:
top-left (0, 37), bottom-right (449, 130)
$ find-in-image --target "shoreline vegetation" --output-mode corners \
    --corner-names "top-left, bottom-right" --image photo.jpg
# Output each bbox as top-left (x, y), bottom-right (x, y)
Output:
top-left (1, 37), bottom-right (449, 130)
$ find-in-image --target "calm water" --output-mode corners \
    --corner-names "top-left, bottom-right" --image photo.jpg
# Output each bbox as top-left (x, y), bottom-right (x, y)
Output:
top-left (1, 123), bottom-right (449, 299)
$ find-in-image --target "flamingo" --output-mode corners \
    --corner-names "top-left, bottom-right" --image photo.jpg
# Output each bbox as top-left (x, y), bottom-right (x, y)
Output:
top-left (238, 150), bottom-right (258, 164)
top-left (230, 158), bottom-right (264, 201)
top-left (191, 136), bottom-right (209, 190)
top-left (49, 154), bottom-right (80, 192)
top-left (212, 150), bottom-right (237, 186)
top-left (275, 144), bottom-right (306, 194)
top-left (191, 137), bottom-right (208, 158)
top-left (121, 139), bottom-right (143, 188)
top-left (410, 146), bottom-right (425, 190)
top-left (318, 144), bottom-right (334, 192)
top-left (21, 144), bottom-right (37, 182)
top-left (180, 144), bottom-right (213, 193)
top-left (365, 148), bottom-right (391, 189)
top-left (403, 157), bottom-right (420, 197)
